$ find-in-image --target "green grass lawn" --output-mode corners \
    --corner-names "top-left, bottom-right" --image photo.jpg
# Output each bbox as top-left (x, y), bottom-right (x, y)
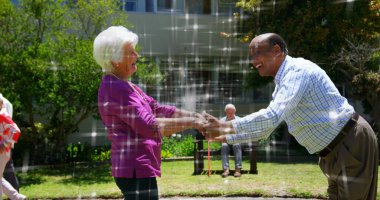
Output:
top-left (14, 159), bottom-right (380, 199)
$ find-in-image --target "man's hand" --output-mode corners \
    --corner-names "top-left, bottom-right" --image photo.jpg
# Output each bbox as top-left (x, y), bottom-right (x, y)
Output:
top-left (193, 114), bottom-right (208, 132)
top-left (201, 112), bottom-right (235, 140)
top-left (202, 112), bottom-right (220, 127)
top-left (214, 135), bottom-right (227, 143)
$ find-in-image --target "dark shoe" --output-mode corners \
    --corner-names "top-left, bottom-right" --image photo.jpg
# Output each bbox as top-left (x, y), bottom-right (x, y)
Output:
top-left (234, 169), bottom-right (241, 177)
top-left (222, 169), bottom-right (229, 178)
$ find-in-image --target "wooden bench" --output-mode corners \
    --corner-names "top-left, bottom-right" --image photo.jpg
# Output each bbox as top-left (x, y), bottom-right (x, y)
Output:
top-left (193, 133), bottom-right (258, 175)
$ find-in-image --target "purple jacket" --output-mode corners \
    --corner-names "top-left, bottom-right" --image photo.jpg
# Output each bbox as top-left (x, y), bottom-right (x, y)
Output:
top-left (98, 75), bottom-right (176, 178)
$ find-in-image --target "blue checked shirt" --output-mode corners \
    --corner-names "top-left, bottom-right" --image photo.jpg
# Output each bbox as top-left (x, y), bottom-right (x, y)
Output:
top-left (228, 55), bottom-right (354, 154)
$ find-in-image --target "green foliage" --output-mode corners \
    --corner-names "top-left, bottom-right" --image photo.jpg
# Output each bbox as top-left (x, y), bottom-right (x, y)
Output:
top-left (161, 150), bottom-right (174, 159)
top-left (236, 0), bottom-right (379, 83)
top-left (352, 72), bottom-right (380, 100)
top-left (162, 134), bottom-right (199, 157)
top-left (235, 0), bottom-right (380, 130)
top-left (0, 0), bottom-right (163, 164)
top-left (236, 0), bottom-right (262, 10)
top-left (161, 134), bottom-right (223, 158)
top-left (202, 140), bottom-right (222, 150)
top-left (65, 143), bottom-right (110, 163)
top-left (133, 57), bottom-right (166, 84)
top-left (91, 146), bottom-right (111, 162)
top-left (174, 135), bottom-right (196, 156)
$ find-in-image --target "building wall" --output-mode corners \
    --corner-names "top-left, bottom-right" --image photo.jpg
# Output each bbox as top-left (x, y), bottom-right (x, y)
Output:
top-left (68, 0), bottom-right (366, 146)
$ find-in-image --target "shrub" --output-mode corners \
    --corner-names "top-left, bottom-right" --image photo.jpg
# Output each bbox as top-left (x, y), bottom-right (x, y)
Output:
top-left (162, 134), bottom-right (200, 158)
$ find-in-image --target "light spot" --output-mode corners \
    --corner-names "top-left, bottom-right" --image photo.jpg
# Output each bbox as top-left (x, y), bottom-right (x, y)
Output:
top-left (91, 132), bottom-right (97, 137)
top-left (91, 192), bottom-right (97, 198)
top-left (329, 111), bottom-right (338, 120)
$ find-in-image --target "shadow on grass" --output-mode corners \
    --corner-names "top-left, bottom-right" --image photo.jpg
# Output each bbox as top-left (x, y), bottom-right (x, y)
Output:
top-left (58, 163), bottom-right (113, 185)
top-left (17, 173), bottom-right (45, 186)
top-left (255, 144), bottom-right (319, 164)
top-left (18, 162), bottom-right (113, 187)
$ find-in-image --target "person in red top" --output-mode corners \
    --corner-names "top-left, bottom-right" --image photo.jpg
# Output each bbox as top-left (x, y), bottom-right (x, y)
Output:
top-left (0, 95), bottom-right (23, 199)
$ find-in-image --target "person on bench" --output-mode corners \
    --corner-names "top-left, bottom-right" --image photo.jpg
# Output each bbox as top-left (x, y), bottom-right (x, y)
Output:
top-left (220, 104), bottom-right (242, 178)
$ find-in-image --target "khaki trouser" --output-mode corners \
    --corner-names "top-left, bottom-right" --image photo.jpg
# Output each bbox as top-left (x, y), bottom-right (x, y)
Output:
top-left (319, 116), bottom-right (378, 200)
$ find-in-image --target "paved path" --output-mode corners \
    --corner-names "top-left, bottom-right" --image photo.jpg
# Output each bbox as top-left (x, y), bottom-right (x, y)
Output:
top-left (96, 196), bottom-right (323, 199)
top-left (162, 197), bottom-right (322, 200)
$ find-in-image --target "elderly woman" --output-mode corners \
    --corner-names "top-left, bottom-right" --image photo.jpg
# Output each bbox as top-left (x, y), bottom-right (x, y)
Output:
top-left (94, 26), bottom-right (205, 200)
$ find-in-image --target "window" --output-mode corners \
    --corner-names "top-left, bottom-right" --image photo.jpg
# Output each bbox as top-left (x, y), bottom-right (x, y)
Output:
top-left (185, 0), bottom-right (211, 14)
top-left (157, 0), bottom-right (172, 11)
top-left (217, 0), bottom-right (239, 15)
top-left (145, 0), bottom-right (154, 12)
top-left (121, 0), bottom-right (137, 11)
top-left (157, 0), bottom-right (185, 13)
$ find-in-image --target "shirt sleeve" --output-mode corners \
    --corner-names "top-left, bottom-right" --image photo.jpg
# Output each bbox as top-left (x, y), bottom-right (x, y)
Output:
top-left (231, 67), bottom-right (310, 142)
top-left (102, 84), bottom-right (161, 138)
top-left (133, 86), bottom-right (176, 118)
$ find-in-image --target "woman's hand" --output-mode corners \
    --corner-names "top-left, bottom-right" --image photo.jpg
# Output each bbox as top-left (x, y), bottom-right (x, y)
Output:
top-left (0, 141), bottom-right (9, 154)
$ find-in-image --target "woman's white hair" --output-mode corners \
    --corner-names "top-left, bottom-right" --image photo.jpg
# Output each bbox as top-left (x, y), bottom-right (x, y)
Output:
top-left (225, 103), bottom-right (236, 111)
top-left (93, 26), bottom-right (138, 73)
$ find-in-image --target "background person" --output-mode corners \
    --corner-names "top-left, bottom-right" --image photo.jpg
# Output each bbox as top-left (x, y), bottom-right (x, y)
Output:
top-left (203, 33), bottom-right (378, 200)
top-left (94, 26), bottom-right (206, 200)
top-left (0, 95), bottom-right (25, 200)
top-left (220, 104), bottom-right (242, 178)
top-left (0, 94), bottom-right (21, 191)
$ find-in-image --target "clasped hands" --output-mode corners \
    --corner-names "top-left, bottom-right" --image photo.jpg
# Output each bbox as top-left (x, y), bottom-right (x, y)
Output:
top-left (192, 112), bottom-right (233, 143)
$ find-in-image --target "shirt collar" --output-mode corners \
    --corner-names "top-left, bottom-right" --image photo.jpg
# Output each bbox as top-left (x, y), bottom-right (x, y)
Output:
top-left (274, 55), bottom-right (290, 85)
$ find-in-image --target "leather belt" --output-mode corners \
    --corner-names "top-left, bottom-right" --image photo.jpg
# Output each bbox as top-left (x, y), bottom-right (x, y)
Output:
top-left (317, 112), bottom-right (359, 157)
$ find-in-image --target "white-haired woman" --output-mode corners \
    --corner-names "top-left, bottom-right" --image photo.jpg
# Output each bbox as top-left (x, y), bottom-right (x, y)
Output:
top-left (94, 26), bottom-right (205, 199)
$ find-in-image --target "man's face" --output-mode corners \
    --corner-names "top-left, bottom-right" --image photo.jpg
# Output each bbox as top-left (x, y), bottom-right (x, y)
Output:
top-left (225, 108), bottom-right (235, 119)
top-left (249, 40), bottom-right (278, 77)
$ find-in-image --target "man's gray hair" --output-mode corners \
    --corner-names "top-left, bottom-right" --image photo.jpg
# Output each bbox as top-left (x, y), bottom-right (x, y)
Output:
top-left (225, 103), bottom-right (236, 111)
top-left (93, 26), bottom-right (138, 73)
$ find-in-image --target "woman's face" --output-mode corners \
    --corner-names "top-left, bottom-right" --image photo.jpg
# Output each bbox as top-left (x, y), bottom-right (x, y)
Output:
top-left (113, 43), bottom-right (139, 79)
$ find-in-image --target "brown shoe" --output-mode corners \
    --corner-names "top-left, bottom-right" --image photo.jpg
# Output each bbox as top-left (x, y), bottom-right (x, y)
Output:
top-left (222, 169), bottom-right (229, 178)
top-left (234, 168), bottom-right (241, 177)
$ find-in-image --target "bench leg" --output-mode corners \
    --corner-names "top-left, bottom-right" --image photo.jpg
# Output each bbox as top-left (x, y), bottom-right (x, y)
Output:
top-left (193, 151), bottom-right (204, 175)
top-left (249, 146), bottom-right (258, 174)
top-left (193, 141), bottom-right (204, 175)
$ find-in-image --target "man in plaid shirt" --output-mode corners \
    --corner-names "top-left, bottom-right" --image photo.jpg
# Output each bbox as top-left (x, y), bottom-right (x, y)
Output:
top-left (203, 33), bottom-right (378, 200)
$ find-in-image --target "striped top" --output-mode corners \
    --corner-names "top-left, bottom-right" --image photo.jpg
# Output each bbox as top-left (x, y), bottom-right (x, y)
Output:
top-left (228, 55), bottom-right (354, 154)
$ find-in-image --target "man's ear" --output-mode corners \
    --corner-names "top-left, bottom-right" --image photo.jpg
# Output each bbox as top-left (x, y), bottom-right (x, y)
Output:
top-left (273, 44), bottom-right (283, 57)
top-left (273, 44), bottom-right (281, 54)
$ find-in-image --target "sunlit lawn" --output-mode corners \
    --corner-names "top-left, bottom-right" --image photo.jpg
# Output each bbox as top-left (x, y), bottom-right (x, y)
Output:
top-left (14, 159), bottom-right (380, 199)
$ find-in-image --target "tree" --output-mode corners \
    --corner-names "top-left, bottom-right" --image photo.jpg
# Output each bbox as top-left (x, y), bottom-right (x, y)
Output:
top-left (235, 0), bottom-right (380, 130)
top-left (332, 36), bottom-right (380, 131)
top-left (0, 0), bottom-right (163, 164)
